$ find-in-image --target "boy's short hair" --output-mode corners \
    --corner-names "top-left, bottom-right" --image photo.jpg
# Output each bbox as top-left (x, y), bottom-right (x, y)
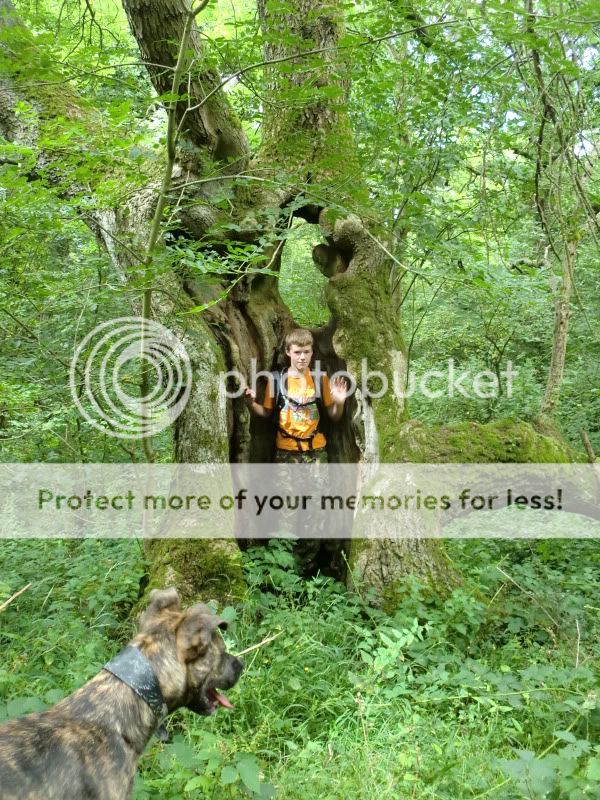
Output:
top-left (285, 328), bottom-right (313, 350)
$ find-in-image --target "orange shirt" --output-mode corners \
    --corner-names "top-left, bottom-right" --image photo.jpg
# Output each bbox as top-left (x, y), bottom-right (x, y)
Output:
top-left (264, 371), bottom-right (332, 451)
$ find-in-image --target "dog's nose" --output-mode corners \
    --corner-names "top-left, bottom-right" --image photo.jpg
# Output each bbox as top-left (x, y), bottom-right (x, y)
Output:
top-left (233, 656), bottom-right (245, 678)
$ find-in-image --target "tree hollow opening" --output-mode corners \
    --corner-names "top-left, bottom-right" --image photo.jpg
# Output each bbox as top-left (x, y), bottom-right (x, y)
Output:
top-left (279, 221), bottom-right (329, 327)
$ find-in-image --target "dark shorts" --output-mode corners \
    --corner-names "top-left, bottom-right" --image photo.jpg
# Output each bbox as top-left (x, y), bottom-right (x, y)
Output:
top-left (274, 448), bottom-right (328, 464)
top-left (272, 449), bottom-right (340, 576)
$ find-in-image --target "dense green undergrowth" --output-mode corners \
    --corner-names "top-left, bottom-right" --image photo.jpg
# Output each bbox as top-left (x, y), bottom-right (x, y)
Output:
top-left (1, 537), bottom-right (599, 799)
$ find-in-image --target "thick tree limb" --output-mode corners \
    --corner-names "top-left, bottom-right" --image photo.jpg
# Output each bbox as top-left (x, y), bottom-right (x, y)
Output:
top-left (121, 0), bottom-right (249, 165)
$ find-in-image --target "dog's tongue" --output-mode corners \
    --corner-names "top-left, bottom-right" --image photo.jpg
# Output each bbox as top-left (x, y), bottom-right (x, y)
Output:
top-left (211, 689), bottom-right (234, 709)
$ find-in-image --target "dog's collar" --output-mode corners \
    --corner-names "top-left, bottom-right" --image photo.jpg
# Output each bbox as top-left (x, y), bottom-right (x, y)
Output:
top-left (103, 645), bottom-right (169, 741)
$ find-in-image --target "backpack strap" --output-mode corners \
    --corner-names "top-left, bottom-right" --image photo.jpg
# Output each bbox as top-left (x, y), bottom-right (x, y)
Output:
top-left (312, 368), bottom-right (323, 416)
top-left (277, 427), bottom-right (319, 451)
top-left (272, 370), bottom-right (282, 411)
top-left (275, 369), bottom-right (322, 410)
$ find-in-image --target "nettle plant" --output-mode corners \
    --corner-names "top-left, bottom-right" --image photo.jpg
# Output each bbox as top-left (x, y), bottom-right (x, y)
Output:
top-left (135, 732), bottom-right (274, 800)
top-left (354, 620), bottom-right (424, 690)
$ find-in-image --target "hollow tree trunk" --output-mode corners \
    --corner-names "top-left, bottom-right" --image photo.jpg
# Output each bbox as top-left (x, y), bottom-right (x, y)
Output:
top-left (102, 0), bottom-right (592, 601)
top-left (253, 0), bottom-right (458, 599)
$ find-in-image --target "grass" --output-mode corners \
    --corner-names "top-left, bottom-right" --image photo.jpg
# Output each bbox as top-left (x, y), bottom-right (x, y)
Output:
top-left (1, 537), bottom-right (599, 799)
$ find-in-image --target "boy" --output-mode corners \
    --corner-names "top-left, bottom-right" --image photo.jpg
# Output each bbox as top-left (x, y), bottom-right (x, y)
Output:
top-left (244, 328), bottom-right (348, 462)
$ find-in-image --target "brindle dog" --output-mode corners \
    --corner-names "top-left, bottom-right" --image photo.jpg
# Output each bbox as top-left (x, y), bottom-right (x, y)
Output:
top-left (0, 588), bottom-right (244, 800)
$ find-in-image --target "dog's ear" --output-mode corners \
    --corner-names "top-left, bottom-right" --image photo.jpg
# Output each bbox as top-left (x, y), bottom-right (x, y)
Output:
top-left (138, 588), bottom-right (181, 630)
top-left (147, 588), bottom-right (181, 612)
top-left (176, 607), bottom-right (227, 663)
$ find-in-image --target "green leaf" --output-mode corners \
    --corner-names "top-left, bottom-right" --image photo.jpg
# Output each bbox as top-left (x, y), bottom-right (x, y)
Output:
top-left (184, 775), bottom-right (207, 792)
top-left (170, 740), bottom-right (198, 769)
top-left (158, 92), bottom-right (186, 103)
top-left (220, 765), bottom-right (239, 785)
top-left (194, 748), bottom-right (220, 761)
top-left (237, 756), bottom-right (262, 794)
top-left (553, 730), bottom-right (576, 743)
top-left (6, 696), bottom-right (47, 717)
top-left (219, 606), bottom-right (237, 624)
top-left (587, 758), bottom-right (600, 781)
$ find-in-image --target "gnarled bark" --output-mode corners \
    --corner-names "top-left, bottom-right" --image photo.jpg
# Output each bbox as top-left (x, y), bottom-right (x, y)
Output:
top-left (123, 0), bottom-right (249, 165)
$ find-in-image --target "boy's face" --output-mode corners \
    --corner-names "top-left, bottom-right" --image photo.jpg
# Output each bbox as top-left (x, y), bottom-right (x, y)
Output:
top-left (286, 344), bottom-right (312, 373)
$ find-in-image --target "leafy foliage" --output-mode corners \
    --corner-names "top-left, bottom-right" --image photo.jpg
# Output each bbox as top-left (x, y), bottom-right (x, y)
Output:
top-left (2, 0), bottom-right (599, 453)
top-left (2, 538), bottom-right (600, 798)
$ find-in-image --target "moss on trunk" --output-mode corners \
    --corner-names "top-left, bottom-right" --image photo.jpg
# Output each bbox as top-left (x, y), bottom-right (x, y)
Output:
top-left (390, 418), bottom-right (580, 463)
top-left (348, 537), bottom-right (459, 611)
top-left (143, 539), bottom-right (245, 608)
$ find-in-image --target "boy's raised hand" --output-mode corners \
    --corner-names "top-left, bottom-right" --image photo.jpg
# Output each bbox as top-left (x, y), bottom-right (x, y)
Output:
top-left (244, 386), bottom-right (256, 405)
top-left (330, 376), bottom-right (348, 404)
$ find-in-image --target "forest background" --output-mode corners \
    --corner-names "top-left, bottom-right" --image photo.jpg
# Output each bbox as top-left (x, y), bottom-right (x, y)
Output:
top-left (1, 0), bottom-right (600, 798)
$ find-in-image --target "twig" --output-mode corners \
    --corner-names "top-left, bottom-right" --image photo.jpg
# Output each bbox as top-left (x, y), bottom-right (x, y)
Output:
top-left (235, 630), bottom-right (283, 657)
top-left (575, 618), bottom-right (581, 668)
top-left (580, 430), bottom-right (600, 498)
top-left (496, 565), bottom-right (560, 629)
top-left (138, 0), bottom-right (209, 463)
top-left (184, 272), bottom-right (246, 315)
top-left (487, 582), bottom-right (506, 608)
top-left (414, 685), bottom-right (580, 704)
top-left (0, 582), bottom-right (32, 613)
top-left (364, 228), bottom-right (428, 279)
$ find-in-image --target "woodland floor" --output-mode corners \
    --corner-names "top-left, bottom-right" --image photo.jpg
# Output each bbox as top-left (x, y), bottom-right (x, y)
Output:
top-left (1, 530), bottom-right (599, 800)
